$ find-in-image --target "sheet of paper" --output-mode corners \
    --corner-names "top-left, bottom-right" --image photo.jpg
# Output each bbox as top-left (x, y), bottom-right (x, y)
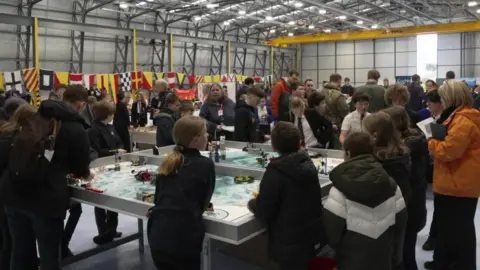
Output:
top-left (416, 117), bottom-right (434, 138)
top-left (220, 125), bottom-right (235, 132)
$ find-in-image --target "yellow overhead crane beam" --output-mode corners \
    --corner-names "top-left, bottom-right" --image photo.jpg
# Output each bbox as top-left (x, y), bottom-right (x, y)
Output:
top-left (266, 21), bottom-right (480, 46)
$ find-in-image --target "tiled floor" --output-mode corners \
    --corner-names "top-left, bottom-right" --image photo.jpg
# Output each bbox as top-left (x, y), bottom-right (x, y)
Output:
top-left (64, 189), bottom-right (480, 270)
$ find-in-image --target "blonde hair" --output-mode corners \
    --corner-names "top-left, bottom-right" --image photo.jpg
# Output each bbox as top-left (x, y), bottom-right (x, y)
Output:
top-left (205, 83), bottom-right (224, 101)
top-left (385, 83), bottom-right (410, 105)
top-left (438, 80), bottom-right (473, 108)
top-left (289, 96), bottom-right (305, 110)
top-left (362, 111), bottom-right (409, 159)
top-left (158, 116), bottom-right (206, 176)
top-left (0, 104), bottom-right (37, 134)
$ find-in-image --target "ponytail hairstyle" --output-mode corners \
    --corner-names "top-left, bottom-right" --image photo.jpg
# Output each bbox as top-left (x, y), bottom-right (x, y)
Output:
top-left (362, 111), bottom-right (409, 159)
top-left (382, 106), bottom-right (421, 139)
top-left (0, 103), bottom-right (37, 134)
top-left (158, 116), bottom-right (207, 176)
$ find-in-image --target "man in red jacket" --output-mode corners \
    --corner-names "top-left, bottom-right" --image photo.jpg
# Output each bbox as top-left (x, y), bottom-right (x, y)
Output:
top-left (271, 71), bottom-right (300, 121)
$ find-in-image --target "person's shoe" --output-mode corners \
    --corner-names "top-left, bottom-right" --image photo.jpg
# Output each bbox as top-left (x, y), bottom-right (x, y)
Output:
top-left (61, 247), bottom-right (74, 259)
top-left (93, 234), bottom-right (114, 245)
top-left (424, 261), bottom-right (433, 269)
top-left (114, 231), bottom-right (122, 238)
top-left (422, 237), bottom-right (436, 251)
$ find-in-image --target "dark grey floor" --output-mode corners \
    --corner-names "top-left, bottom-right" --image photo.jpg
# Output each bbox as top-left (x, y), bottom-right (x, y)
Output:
top-left (64, 191), bottom-right (480, 270)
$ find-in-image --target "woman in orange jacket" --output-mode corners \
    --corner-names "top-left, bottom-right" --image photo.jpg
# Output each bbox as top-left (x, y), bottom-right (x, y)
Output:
top-left (428, 80), bottom-right (480, 270)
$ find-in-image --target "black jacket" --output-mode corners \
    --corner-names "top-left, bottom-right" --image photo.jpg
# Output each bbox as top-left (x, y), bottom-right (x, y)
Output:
top-left (131, 101), bottom-right (148, 127)
top-left (88, 120), bottom-right (124, 158)
top-left (234, 101), bottom-right (258, 142)
top-left (406, 107), bottom-right (421, 128)
top-left (303, 108), bottom-right (333, 147)
top-left (323, 154), bottom-right (407, 270)
top-left (0, 100), bottom-right (91, 218)
top-left (148, 148), bottom-right (215, 257)
top-left (150, 91), bottom-right (171, 119)
top-left (341, 85), bottom-right (354, 97)
top-left (408, 82), bottom-right (425, 112)
top-left (199, 98), bottom-right (235, 138)
top-left (277, 92), bottom-right (291, 122)
top-left (405, 132), bottom-right (429, 232)
top-left (248, 151), bottom-right (326, 266)
top-left (153, 108), bottom-right (176, 147)
top-left (377, 153), bottom-right (412, 205)
top-left (113, 102), bottom-right (130, 152)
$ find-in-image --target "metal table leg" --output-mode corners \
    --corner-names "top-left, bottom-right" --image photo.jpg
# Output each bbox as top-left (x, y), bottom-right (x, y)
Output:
top-left (201, 236), bottom-right (211, 270)
top-left (138, 219), bottom-right (144, 253)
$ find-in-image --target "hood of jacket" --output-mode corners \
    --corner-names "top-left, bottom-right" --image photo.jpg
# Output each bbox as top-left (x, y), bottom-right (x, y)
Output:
top-left (38, 100), bottom-right (88, 128)
top-left (154, 107), bottom-right (177, 120)
top-left (330, 154), bottom-right (396, 207)
top-left (235, 100), bottom-right (255, 110)
top-left (323, 83), bottom-right (340, 91)
top-left (404, 130), bottom-right (427, 154)
top-left (268, 151), bottom-right (319, 186)
top-left (445, 106), bottom-right (480, 127)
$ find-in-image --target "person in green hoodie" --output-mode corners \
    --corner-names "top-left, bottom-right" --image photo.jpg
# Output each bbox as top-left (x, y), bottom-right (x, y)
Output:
top-left (355, 69), bottom-right (388, 113)
top-left (323, 131), bottom-right (407, 270)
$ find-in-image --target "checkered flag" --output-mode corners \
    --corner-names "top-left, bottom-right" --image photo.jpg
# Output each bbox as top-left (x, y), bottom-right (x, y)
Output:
top-left (119, 72), bottom-right (132, 92)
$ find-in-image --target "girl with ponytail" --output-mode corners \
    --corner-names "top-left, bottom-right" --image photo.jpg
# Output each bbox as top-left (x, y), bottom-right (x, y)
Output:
top-left (148, 116), bottom-right (215, 270)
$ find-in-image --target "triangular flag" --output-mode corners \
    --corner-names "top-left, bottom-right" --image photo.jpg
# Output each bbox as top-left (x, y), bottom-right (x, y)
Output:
top-left (188, 74), bottom-right (195, 85)
top-left (54, 72), bottom-right (69, 88)
top-left (229, 74), bottom-right (236, 82)
top-left (155, 72), bottom-right (164, 80)
top-left (204, 76), bottom-right (212, 83)
top-left (96, 74), bottom-right (110, 91)
top-left (23, 68), bottom-right (39, 92)
top-left (143, 72), bottom-right (153, 90)
top-left (195, 75), bottom-right (204, 84)
top-left (221, 74), bottom-right (228, 82)
top-left (253, 76), bottom-right (261, 83)
top-left (0, 72), bottom-right (4, 90)
top-left (176, 73), bottom-right (186, 87)
top-left (119, 72), bottom-right (132, 92)
top-left (241, 76), bottom-right (248, 82)
top-left (109, 74), bottom-right (119, 104)
top-left (84, 74), bottom-right (96, 88)
top-left (166, 72), bottom-right (176, 88)
top-left (213, 75), bottom-right (221, 83)
top-left (235, 74), bottom-right (242, 82)
top-left (39, 69), bottom-right (54, 90)
top-left (70, 73), bottom-right (84, 85)
top-left (131, 71), bottom-right (142, 90)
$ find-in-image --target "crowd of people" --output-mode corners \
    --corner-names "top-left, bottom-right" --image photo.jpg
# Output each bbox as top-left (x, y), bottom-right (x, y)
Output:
top-left (0, 67), bottom-right (478, 270)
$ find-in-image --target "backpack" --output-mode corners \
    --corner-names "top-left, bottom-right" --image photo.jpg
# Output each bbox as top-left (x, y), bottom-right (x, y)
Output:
top-left (8, 113), bottom-right (61, 190)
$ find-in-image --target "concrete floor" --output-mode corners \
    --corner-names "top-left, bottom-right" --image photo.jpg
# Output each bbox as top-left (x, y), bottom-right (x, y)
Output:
top-left (64, 189), bottom-right (480, 270)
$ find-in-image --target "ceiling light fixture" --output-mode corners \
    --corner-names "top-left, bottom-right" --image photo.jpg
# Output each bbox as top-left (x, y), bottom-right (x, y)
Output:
top-left (266, 15), bottom-right (273, 20)
top-left (324, 29), bottom-right (331, 33)
top-left (288, 32), bottom-right (294, 36)
top-left (294, 2), bottom-right (303, 7)
top-left (119, 2), bottom-right (128, 9)
top-left (308, 25), bottom-right (314, 29)
top-left (338, 15), bottom-right (347, 20)
top-left (224, 21), bottom-right (230, 25)
top-left (468, 1), bottom-right (478, 7)
top-left (270, 29), bottom-right (276, 33)
top-left (371, 24), bottom-right (378, 29)
top-left (288, 21), bottom-right (295, 25)
top-left (477, 8), bottom-right (480, 13)
top-left (319, 9), bottom-right (326, 14)
top-left (194, 16), bottom-right (202, 21)
top-left (146, 0), bottom-right (154, 2)
top-left (137, 1), bottom-right (147, 5)
top-left (206, 3), bottom-right (219, 8)
top-left (399, 9), bottom-right (406, 13)
top-left (357, 20), bottom-right (363, 24)
top-left (239, 10), bottom-right (246, 15)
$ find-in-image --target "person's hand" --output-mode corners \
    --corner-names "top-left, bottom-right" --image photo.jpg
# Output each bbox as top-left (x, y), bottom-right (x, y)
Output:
top-left (216, 125), bottom-right (222, 131)
top-left (264, 134), bottom-right (271, 141)
top-left (332, 124), bottom-right (338, 131)
top-left (206, 203), bottom-right (214, 212)
top-left (87, 171), bottom-right (95, 181)
top-left (118, 149), bottom-right (127, 154)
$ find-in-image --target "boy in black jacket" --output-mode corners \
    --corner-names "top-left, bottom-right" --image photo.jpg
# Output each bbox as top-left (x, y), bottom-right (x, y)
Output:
top-left (234, 86), bottom-right (265, 142)
top-left (248, 122), bottom-right (326, 270)
top-left (154, 94), bottom-right (181, 147)
top-left (88, 100), bottom-right (126, 245)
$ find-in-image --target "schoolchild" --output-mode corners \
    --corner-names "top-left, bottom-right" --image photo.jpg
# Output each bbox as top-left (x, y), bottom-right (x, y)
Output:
top-left (307, 91), bottom-right (333, 148)
top-left (179, 101), bottom-right (195, 118)
top-left (148, 116), bottom-right (215, 270)
top-left (88, 100), bottom-right (126, 245)
top-left (234, 86), bottom-right (265, 142)
top-left (323, 131), bottom-right (407, 270)
top-left (154, 94), bottom-right (181, 147)
top-left (290, 97), bottom-right (329, 148)
top-left (248, 121), bottom-right (326, 270)
top-left (339, 91), bottom-right (370, 145)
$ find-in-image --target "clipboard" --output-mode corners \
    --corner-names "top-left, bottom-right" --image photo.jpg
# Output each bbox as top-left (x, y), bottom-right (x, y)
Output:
top-left (430, 123), bottom-right (448, 140)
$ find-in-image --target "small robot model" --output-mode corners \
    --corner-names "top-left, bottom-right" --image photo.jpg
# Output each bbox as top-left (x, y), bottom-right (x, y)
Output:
top-left (256, 151), bottom-right (269, 168)
top-left (234, 176), bottom-right (255, 184)
top-left (132, 170), bottom-right (154, 184)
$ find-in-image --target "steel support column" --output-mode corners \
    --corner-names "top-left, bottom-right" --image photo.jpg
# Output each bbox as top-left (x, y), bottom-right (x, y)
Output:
top-left (207, 24), bottom-right (226, 75)
top-left (69, 0), bottom-right (87, 73)
top-left (232, 28), bottom-right (250, 75)
top-left (16, 0), bottom-right (35, 69)
top-left (181, 24), bottom-right (200, 74)
top-left (149, 12), bottom-right (168, 73)
top-left (113, 13), bottom-right (131, 73)
top-left (253, 32), bottom-right (268, 77)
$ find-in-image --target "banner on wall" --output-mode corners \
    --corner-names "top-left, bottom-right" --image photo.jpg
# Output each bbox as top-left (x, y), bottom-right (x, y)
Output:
top-left (395, 76), bottom-right (411, 85)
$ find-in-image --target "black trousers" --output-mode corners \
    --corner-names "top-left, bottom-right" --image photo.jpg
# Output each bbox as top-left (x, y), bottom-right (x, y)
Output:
top-left (150, 248), bottom-right (200, 270)
top-left (62, 202), bottom-right (82, 252)
top-left (428, 193), bottom-right (438, 239)
top-left (94, 207), bottom-right (118, 235)
top-left (402, 223), bottom-right (418, 270)
top-left (0, 207), bottom-right (11, 270)
top-left (433, 194), bottom-right (477, 270)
